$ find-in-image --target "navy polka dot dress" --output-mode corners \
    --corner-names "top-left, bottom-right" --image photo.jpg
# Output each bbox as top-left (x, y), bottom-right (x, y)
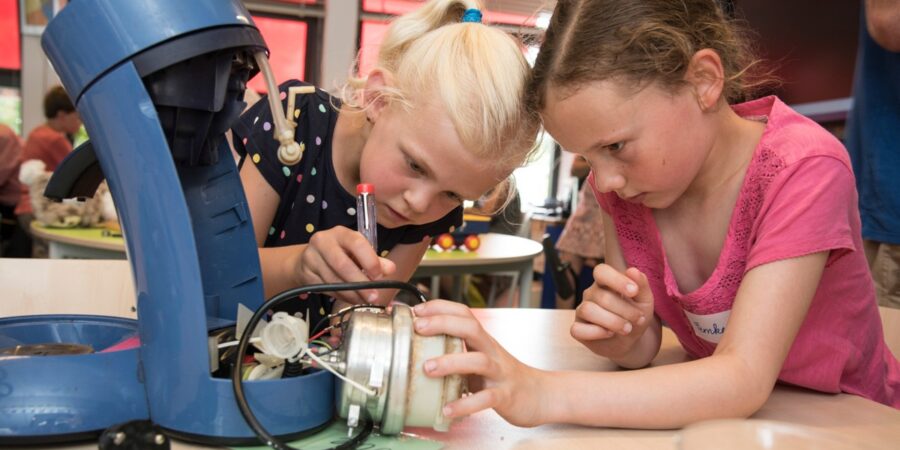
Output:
top-left (232, 80), bottom-right (461, 322)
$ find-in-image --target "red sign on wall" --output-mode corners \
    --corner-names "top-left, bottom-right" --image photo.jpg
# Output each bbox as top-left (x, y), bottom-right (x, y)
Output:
top-left (248, 15), bottom-right (308, 94)
top-left (0, 0), bottom-right (21, 70)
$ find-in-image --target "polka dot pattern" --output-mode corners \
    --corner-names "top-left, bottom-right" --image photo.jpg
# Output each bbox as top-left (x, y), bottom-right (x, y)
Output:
top-left (306, 194), bottom-right (315, 203)
top-left (230, 80), bottom-right (463, 353)
top-left (282, 166), bottom-right (291, 177)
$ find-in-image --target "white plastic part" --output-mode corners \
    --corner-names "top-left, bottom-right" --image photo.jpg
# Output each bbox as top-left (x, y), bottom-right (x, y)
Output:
top-left (286, 85), bottom-right (317, 126)
top-left (216, 337), bottom-right (261, 349)
top-left (253, 51), bottom-right (302, 166)
top-left (260, 312), bottom-right (308, 359)
top-left (235, 303), bottom-right (266, 341)
top-left (404, 333), bottom-right (465, 432)
top-left (247, 362), bottom-right (285, 381)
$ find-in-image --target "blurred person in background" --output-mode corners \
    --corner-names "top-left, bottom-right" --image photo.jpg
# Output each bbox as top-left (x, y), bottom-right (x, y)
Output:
top-left (14, 85), bottom-right (82, 257)
top-left (844, 1), bottom-right (900, 309)
top-left (0, 124), bottom-right (23, 256)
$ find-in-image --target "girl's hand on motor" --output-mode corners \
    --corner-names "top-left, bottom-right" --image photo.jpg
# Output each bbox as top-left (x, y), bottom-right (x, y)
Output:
top-left (413, 300), bottom-right (550, 427)
top-left (571, 265), bottom-right (654, 358)
top-left (292, 226), bottom-right (396, 304)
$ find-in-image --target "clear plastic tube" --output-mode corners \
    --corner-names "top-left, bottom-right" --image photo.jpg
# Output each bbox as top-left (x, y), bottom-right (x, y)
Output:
top-left (356, 184), bottom-right (378, 249)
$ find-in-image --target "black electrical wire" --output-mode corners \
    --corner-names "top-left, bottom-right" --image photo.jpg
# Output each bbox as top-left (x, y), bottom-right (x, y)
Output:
top-left (231, 280), bottom-right (428, 450)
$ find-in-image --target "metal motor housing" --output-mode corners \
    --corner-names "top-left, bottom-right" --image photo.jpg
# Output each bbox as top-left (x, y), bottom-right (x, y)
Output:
top-left (336, 305), bottom-right (465, 435)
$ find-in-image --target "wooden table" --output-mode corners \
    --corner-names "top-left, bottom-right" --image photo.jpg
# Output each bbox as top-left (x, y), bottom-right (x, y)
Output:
top-left (30, 222), bottom-right (126, 259)
top-left (414, 233), bottom-right (543, 308)
top-left (2, 259), bottom-right (898, 449)
top-left (415, 309), bottom-right (900, 449)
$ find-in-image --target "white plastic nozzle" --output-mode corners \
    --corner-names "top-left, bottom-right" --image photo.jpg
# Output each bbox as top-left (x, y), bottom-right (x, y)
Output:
top-left (260, 312), bottom-right (308, 359)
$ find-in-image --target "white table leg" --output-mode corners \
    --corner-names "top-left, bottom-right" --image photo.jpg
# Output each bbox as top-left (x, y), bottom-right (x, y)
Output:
top-left (519, 263), bottom-right (535, 308)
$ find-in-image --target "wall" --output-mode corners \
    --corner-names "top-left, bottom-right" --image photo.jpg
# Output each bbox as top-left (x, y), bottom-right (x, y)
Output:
top-left (19, 32), bottom-right (59, 137)
top-left (16, 0), bottom-right (359, 135)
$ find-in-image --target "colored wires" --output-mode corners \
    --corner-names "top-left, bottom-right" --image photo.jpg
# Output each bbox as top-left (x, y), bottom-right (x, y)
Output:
top-left (230, 280), bottom-right (427, 450)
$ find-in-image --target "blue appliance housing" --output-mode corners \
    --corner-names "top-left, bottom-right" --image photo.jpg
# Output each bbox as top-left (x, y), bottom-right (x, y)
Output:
top-left (0, 315), bottom-right (146, 445)
top-left (0, 0), bottom-right (332, 444)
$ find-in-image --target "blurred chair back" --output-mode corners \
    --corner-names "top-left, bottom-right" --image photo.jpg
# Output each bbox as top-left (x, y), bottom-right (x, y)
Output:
top-left (880, 306), bottom-right (900, 357)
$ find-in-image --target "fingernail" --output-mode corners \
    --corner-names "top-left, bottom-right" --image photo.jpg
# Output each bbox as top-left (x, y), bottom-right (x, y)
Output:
top-left (442, 406), bottom-right (453, 417)
top-left (622, 322), bottom-right (633, 334)
top-left (367, 292), bottom-right (379, 303)
top-left (637, 315), bottom-right (646, 325)
top-left (413, 303), bottom-right (424, 313)
top-left (626, 283), bottom-right (638, 295)
top-left (424, 360), bottom-right (436, 372)
top-left (415, 318), bottom-right (428, 330)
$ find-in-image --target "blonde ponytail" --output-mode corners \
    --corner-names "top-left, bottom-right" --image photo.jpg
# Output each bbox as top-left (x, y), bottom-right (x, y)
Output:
top-left (375, 0), bottom-right (477, 75)
top-left (343, 0), bottom-right (539, 171)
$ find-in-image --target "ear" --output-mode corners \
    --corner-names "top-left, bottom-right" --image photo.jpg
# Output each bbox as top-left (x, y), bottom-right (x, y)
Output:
top-left (685, 49), bottom-right (725, 112)
top-left (362, 69), bottom-right (393, 122)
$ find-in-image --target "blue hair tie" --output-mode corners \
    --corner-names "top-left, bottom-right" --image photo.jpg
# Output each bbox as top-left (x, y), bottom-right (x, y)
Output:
top-left (462, 8), bottom-right (482, 23)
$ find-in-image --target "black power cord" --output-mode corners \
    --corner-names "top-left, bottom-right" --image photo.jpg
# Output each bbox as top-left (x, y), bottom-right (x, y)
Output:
top-left (231, 280), bottom-right (428, 450)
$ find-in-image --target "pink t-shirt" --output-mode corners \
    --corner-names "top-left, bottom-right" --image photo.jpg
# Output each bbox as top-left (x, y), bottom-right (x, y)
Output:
top-left (595, 96), bottom-right (900, 408)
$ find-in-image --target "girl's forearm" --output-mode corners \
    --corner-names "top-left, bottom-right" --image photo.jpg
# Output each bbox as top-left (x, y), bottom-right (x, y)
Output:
top-left (541, 353), bottom-right (770, 428)
top-left (257, 245), bottom-right (305, 298)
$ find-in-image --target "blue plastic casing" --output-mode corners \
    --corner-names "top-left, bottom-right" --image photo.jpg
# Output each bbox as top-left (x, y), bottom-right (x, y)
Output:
top-left (0, 315), bottom-right (145, 444)
top-left (2, 0), bottom-right (335, 443)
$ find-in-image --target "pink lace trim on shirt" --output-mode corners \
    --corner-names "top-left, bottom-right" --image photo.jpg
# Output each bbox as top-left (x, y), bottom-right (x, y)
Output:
top-left (610, 145), bottom-right (786, 315)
